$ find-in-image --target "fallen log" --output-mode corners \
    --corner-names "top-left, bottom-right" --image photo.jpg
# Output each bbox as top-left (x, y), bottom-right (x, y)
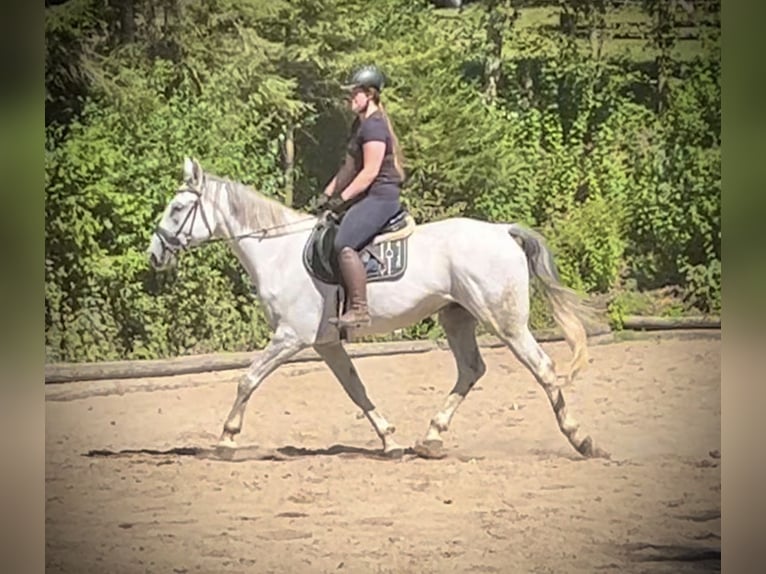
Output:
top-left (622, 315), bottom-right (721, 331)
top-left (48, 316), bottom-right (726, 386)
top-left (44, 341), bottom-right (439, 384)
top-left (44, 324), bottom-right (616, 385)
top-left (45, 328), bottom-right (724, 401)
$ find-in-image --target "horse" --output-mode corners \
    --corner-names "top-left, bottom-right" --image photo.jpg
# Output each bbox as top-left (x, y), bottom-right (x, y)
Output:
top-left (146, 157), bottom-right (608, 460)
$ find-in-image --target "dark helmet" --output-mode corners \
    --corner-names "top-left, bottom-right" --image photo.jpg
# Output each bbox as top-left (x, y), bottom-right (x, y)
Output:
top-left (342, 65), bottom-right (386, 92)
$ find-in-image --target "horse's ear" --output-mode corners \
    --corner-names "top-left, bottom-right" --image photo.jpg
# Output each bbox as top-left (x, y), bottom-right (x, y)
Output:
top-left (183, 156), bottom-right (203, 184)
top-left (183, 156), bottom-right (195, 182)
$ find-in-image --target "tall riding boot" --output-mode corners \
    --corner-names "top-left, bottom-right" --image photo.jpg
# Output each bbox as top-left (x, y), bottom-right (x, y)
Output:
top-left (330, 247), bottom-right (371, 328)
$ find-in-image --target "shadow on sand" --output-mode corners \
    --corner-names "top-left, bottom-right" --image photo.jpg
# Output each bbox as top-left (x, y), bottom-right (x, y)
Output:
top-left (83, 443), bottom-right (420, 462)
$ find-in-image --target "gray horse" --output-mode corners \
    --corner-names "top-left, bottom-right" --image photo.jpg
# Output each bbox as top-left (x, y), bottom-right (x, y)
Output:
top-left (147, 158), bottom-right (608, 459)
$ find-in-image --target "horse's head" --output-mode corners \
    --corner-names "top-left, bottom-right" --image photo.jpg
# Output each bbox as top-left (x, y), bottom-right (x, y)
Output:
top-left (147, 157), bottom-right (217, 270)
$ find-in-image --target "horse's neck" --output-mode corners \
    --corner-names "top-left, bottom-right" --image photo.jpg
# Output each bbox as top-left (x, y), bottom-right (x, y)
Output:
top-left (211, 177), bottom-right (307, 237)
top-left (207, 176), bottom-right (313, 293)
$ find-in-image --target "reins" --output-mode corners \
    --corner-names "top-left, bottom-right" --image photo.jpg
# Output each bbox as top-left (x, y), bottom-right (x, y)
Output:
top-left (205, 215), bottom-right (319, 244)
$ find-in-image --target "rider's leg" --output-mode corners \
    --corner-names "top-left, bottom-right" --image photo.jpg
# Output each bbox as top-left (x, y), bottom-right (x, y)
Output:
top-left (331, 194), bottom-right (401, 328)
top-left (332, 246), bottom-right (371, 327)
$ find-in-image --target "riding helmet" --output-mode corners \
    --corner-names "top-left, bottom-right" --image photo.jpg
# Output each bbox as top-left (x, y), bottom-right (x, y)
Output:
top-left (342, 65), bottom-right (386, 92)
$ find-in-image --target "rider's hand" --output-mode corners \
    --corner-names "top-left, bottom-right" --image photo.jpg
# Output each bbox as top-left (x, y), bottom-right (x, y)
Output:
top-left (308, 194), bottom-right (329, 214)
top-left (327, 195), bottom-right (345, 213)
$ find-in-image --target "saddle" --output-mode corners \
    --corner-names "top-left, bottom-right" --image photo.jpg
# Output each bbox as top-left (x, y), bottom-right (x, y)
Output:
top-left (302, 209), bottom-right (416, 285)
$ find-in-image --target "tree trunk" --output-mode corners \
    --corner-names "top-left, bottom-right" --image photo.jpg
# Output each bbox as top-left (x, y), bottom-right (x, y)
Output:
top-left (118, 0), bottom-right (135, 44)
top-left (654, 0), bottom-right (677, 115)
top-left (284, 124), bottom-right (295, 207)
top-left (483, 0), bottom-right (516, 104)
top-left (589, 0), bottom-right (606, 63)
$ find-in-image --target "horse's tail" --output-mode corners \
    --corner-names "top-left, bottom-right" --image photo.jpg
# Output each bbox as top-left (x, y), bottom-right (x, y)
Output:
top-left (507, 223), bottom-right (592, 385)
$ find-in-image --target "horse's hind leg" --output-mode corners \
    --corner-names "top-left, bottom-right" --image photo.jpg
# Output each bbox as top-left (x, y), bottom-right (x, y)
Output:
top-left (314, 342), bottom-right (405, 458)
top-left (414, 304), bottom-right (486, 459)
top-left (495, 323), bottom-right (609, 459)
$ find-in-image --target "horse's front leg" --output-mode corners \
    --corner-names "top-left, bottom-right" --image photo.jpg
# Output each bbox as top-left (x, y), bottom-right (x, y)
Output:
top-left (314, 342), bottom-right (405, 458)
top-left (218, 327), bottom-right (305, 448)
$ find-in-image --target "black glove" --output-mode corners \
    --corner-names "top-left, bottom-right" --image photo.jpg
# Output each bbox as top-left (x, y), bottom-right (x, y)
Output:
top-left (308, 194), bottom-right (329, 214)
top-left (326, 195), bottom-right (346, 213)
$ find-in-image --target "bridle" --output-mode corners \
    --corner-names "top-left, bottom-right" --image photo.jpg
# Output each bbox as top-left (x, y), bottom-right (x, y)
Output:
top-left (153, 180), bottom-right (318, 256)
top-left (153, 183), bottom-right (215, 254)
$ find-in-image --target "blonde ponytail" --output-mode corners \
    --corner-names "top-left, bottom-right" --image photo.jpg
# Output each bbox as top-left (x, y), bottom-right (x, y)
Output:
top-left (377, 102), bottom-right (406, 182)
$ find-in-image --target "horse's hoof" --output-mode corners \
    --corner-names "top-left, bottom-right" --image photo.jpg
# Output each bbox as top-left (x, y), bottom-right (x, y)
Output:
top-left (413, 439), bottom-right (446, 460)
top-left (216, 436), bottom-right (237, 450)
top-left (554, 374), bottom-right (573, 388)
top-left (383, 447), bottom-right (405, 459)
top-left (593, 446), bottom-right (611, 460)
top-left (214, 438), bottom-right (237, 460)
top-left (576, 435), bottom-right (611, 460)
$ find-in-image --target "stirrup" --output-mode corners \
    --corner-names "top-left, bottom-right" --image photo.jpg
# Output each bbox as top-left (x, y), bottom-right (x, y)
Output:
top-left (329, 309), bottom-right (371, 329)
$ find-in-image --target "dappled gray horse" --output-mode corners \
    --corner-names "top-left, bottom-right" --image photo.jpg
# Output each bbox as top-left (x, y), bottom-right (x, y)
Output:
top-left (147, 157), bottom-right (608, 459)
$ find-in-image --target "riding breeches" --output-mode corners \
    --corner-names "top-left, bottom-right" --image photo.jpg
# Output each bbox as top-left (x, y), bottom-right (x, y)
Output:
top-left (334, 194), bottom-right (401, 253)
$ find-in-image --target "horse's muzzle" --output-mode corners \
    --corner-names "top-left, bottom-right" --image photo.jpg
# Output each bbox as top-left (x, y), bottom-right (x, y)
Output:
top-left (147, 234), bottom-right (175, 270)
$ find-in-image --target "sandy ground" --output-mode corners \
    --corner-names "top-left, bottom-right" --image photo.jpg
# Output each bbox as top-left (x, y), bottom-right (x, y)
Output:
top-left (45, 333), bottom-right (721, 573)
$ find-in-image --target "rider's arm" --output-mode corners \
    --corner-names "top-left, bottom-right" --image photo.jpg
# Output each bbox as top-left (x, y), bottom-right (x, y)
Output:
top-left (323, 177), bottom-right (337, 197)
top-left (339, 142), bottom-right (384, 202)
top-left (324, 153), bottom-right (356, 197)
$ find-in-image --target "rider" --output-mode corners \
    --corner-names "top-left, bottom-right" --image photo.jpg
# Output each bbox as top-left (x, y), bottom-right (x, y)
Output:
top-left (321, 65), bottom-right (406, 329)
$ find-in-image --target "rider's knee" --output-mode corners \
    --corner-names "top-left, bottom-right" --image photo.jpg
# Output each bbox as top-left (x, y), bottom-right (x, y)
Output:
top-left (334, 238), bottom-right (355, 255)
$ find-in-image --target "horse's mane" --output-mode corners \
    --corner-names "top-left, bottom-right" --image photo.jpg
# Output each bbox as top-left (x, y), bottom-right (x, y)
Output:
top-left (205, 174), bottom-right (307, 231)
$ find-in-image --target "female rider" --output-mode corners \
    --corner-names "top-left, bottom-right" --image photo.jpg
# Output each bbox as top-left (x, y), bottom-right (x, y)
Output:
top-left (321, 65), bottom-right (406, 328)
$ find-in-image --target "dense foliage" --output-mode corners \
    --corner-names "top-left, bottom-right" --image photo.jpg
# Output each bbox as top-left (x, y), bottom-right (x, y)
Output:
top-left (45, 0), bottom-right (720, 362)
